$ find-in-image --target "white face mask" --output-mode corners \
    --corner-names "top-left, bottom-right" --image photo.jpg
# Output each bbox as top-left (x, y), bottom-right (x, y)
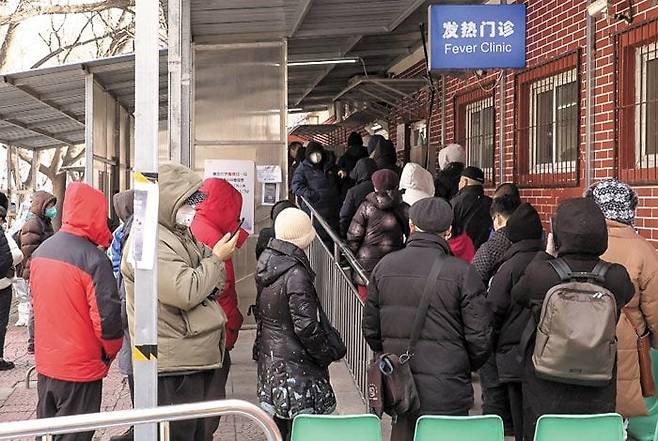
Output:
top-left (309, 152), bottom-right (322, 164)
top-left (175, 205), bottom-right (196, 227)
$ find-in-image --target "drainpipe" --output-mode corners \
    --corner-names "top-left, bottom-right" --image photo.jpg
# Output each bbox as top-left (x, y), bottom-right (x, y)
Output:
top-left (499, 0), bottom-right (506, 185)
top-left (585, 4), bottom-right (595, 189)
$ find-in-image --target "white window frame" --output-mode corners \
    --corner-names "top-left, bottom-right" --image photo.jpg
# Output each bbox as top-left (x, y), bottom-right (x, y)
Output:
top-left (635, 41), bottom-right (658, 168)
top-left (528, 68), bottom-right (578, 173)
top-left (465, 96), bottom-right (494, 180)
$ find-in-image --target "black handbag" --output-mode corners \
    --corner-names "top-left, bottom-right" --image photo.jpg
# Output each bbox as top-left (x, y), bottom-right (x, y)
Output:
top-left (317, 302), bottom-right (347, 365)
top-left (367, 258), bottom-right (445, 419)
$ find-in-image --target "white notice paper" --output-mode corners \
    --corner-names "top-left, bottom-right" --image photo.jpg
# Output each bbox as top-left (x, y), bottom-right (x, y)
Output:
top-left (256, 165), bottom-right (283, 184)
top-left (204, 160), bottom-right (256, 234)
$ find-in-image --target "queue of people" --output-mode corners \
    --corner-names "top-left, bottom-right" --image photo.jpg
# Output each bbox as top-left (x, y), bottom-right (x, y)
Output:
top-left (0, 135), bottom-right (656, 441)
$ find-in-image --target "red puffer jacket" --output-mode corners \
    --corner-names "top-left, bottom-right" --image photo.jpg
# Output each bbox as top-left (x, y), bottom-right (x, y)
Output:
top-left (30, 183), bottom-right (122, 382)
top-left (191, 178), bottom-right (249, 351)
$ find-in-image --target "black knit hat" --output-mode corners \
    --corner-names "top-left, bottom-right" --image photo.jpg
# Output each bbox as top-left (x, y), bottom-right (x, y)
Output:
top-left (461, 166), bottom-right (485, 184)
top-left (347, 132), bottom-right (363, 147)
top-left (507, 203), bottom-right (544, 243)
top-left (0, 192), bottom-right (7, 211)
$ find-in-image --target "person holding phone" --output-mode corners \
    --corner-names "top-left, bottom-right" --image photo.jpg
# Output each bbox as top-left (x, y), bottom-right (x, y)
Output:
top-left (190, 177), bottom-right (250, 426)
top-left (122, 163), bottom-right (239, 441)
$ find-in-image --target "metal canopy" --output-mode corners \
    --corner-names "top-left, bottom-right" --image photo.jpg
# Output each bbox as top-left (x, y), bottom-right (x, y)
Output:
top-left (191, 0), bottom-right (483, 112)
top-left (0, 51), bottom-right (168, 150)
top-left (334, 77), bottom-right (428, 107)
top-left (289, 124), bottom-right (341, 138)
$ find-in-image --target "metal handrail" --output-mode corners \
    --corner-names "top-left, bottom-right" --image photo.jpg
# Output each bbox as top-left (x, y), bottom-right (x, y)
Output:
top-left (0, 400), bottom-right (281, 441)
top-left (297, 196), bottom-right (369, 284)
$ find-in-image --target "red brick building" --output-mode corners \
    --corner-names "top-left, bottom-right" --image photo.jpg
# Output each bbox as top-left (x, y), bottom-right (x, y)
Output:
top-left (372, 0), bottom-right (658, 244)
top-left (306, 1), bottom-right (658, 242)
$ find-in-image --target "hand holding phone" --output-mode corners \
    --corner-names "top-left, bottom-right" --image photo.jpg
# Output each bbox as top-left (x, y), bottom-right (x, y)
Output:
top-left (212, 232), bottom-right (239, 261)
top-left (230, 218), bottom-right (245, 240)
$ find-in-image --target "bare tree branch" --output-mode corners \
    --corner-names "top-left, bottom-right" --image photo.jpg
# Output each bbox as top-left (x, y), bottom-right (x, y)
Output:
top-left (0, 0), bottom-right (135, 27)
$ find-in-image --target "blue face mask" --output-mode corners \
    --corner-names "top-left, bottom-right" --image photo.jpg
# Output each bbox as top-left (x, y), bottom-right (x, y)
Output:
top-left (45, 206), bottom-right (57, 220)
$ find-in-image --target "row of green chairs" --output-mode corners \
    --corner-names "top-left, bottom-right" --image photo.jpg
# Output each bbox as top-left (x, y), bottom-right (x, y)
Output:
top-left (290, 413), bottom-right (624, 441)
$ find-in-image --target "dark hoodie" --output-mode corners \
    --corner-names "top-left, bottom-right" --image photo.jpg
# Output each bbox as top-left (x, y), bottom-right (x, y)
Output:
top-left (511, 198), bottom-right (634, 441)
top-left (346, 189), bottom-right (408, 282)
top-left (291, 141), bottom-right (340, 231)
top-left (255, 238), bottom-right (337, 418)
top-left (339, 158), bottom-right (377, 237)
top-left (372, 138), bottom-right (401, 176)
top-left (435, 162), bottom-right (465, 200)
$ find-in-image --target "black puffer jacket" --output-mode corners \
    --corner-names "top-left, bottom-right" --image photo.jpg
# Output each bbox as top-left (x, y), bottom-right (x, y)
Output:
top-left (291, 143), bottom-right (340, 230)
top-left (0, 226), bottom-right (11, 279)
top-left (451, 185), bottom-right (493, 251)
top-left (435, 162), bottom-right (464, 200)
top-left (255, 239), bottom-right (336, 419)
top-left (339, 158), bottom-right (377, 237)
top-left (346, 190), bottom-right (408, 283)
top-left (338, 144), bottom-right (368, 177)
top-left (487, 239), bottom-right (543, 382)
top-left (338, 143), bottom-right (369, 204)
top-left (363, 232), bottom-right (492, 414)
top-left (511, 198), bottom-right (634, 440)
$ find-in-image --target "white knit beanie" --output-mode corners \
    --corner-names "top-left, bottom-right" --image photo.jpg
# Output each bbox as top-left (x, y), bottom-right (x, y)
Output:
top-left (275, 208), bottom-right (316, 250)
top-left (438, 143), bottom-right (466, 170)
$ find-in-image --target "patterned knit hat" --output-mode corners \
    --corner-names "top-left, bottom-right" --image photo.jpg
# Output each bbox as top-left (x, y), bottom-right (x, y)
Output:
top-left (585, 179), bottom-right (638, 225)
top-left (185, 191), bottom-right (207, 207)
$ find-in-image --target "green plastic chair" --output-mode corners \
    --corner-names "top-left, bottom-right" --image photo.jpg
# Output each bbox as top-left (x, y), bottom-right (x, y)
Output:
top-left (628, 349), bottom-right (658, 441)
top-left (413, 415), bottom-right (504, 441)
top-left (290, 414), bottom-right (381, 441)
top-left (533, 414), bottom-right (624, 441)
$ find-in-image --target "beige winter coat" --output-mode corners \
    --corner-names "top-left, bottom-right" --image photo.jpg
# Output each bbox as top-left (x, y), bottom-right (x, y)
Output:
top-left (122, 162), bottom-right (227, 373)
top-left (601, 220), bottom-right (658, 417)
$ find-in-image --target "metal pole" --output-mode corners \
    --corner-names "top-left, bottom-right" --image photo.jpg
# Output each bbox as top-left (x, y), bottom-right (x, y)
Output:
top-left (6, 145), bottom-right (12, 200)
top-left (585, 6), bottom-right (595, 189)
top-left (84, 74), bottom-right (94, 186)
top-left (31, 150), bottom-right (39, 190)
top-left (134, 1), bottom-right (159, 440)
top-left (498, 0), bottom-right (506, 185)
top-left (498, 71), bottom-right (506, 184)
top-left (181, 0), bottom-right (192, 167)
top-left (168, 0), bottom-right (182, 164)
top-left (440, 74), bottom-right (446, 147)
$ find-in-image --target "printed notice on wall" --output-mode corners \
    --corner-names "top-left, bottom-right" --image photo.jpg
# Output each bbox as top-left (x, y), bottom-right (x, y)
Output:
top-left (204, 160), bottom-right (256, 234)
top-left (256, 165), bottom-right (283, 184)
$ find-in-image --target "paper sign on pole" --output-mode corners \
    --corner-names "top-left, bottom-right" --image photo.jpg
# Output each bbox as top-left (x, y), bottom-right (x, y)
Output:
top-left (204, 160), bottom-right (256, 234)
top-left (131, 172), bottom-right (159, 270)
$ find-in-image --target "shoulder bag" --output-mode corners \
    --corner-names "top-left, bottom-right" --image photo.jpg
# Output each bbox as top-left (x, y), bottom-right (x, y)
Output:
top-left (623, 308), bottom-right (656, 397)
top-left (366, 257), bottom-right (445, 419)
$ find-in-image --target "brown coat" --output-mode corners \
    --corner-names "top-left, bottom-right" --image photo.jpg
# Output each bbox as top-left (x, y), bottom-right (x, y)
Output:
top-left (601, 220), bottom-right (658, 417)
top-left (20, 191), bottom-right (56, 280)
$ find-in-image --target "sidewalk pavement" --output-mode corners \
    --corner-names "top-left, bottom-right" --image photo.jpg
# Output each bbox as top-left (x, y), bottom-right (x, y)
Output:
top-left (0, 297), bottom-right (366, 440)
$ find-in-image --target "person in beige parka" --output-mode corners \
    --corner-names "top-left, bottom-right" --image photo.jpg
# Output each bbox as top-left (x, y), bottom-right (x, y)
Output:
top-left (587, 179), bottom-right (658, 417)
top-left (122, 162), bottom-right (238, 440)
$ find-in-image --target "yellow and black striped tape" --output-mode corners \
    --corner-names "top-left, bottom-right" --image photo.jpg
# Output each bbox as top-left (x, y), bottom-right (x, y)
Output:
top-left (132, 344), bottom-right (158, 362)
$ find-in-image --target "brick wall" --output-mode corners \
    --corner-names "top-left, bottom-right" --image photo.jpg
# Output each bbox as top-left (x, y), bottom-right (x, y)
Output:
top-left (386, 0), bottom-right (658, 242)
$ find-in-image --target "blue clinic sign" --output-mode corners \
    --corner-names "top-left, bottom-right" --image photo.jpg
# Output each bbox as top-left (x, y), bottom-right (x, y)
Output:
top-left (429, 4), bottom-right (527, 70)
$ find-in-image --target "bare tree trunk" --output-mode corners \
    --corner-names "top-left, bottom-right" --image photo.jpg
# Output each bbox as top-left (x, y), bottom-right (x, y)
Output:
top-left (51, 172), bottom-right (66, 231)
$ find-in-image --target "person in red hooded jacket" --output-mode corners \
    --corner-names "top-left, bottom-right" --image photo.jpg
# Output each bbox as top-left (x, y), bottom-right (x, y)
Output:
top-left (30, 182), bottom-right (122, 441)
top-left (190, 178), bottom-right (249, 401)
